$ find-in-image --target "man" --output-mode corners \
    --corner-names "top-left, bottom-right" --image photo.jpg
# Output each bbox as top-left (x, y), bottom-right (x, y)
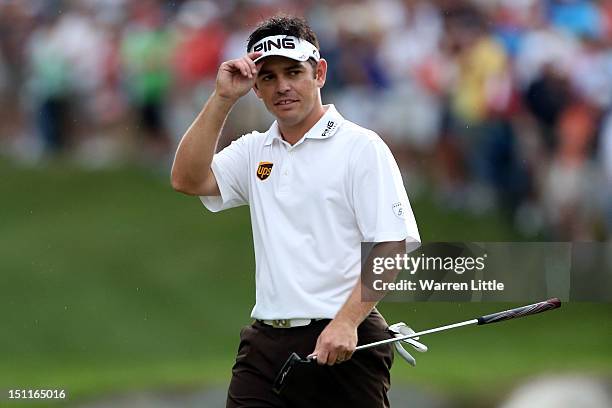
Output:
top-left (171, 16), bottom-right (420, 408)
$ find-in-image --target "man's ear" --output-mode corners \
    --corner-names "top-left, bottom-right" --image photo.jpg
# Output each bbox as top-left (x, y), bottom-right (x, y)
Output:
top-left (315, 59), bottom-right (327, 88)
top-left (252, 83), bottom-right (261, 99)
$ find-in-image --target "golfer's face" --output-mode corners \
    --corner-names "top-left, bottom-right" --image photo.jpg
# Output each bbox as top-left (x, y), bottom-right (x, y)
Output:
top-left (254, 56), bottom-right (321, 126)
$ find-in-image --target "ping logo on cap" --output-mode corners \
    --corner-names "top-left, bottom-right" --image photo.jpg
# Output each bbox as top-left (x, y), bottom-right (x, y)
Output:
top-left (256, 161), bottom-right (273, 181)
top-left (253, 37), bottom-right (296, 52)
top-left (250, 35), bottom-right (320, 63)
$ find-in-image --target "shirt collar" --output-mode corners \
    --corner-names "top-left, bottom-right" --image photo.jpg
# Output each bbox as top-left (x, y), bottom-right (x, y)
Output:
top-left (264, 104), bottom-right (344, 146)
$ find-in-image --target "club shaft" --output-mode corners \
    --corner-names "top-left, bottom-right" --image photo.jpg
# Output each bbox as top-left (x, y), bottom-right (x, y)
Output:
top-left (355, 319), bottom-right (479, 351)
top-left (355, 298), bottom-right (561, 352)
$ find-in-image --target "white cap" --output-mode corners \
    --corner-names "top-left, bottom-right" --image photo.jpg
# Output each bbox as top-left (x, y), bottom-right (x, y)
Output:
top-left (249, 35), bottom-right (320, 64)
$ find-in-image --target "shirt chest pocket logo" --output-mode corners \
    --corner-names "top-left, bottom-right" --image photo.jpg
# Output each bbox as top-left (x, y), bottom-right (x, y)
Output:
top-left (256, 162), bottom-right (274, 181)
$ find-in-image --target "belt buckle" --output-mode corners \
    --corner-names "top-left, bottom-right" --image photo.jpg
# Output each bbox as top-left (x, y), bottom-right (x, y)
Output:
top-left (273, 319), bottom-right (289, 328)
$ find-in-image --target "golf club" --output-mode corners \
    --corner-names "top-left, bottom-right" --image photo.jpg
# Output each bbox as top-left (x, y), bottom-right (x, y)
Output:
top-left (272, 298), bottom-right (561, 394)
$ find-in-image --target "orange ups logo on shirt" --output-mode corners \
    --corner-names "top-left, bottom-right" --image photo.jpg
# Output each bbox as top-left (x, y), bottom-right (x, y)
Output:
top-left (256, 162), bottom-right (273, 180)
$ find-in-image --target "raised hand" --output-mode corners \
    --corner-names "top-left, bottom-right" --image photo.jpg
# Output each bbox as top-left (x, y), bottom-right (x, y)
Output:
top-left (215, 52), bottom-right (262, 101)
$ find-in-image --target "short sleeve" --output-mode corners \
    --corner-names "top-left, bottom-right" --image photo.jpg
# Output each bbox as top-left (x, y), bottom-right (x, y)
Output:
top-left (351, 137), bottom-right (420, 244)
top-left (200, 135), bottom-right (251, 212)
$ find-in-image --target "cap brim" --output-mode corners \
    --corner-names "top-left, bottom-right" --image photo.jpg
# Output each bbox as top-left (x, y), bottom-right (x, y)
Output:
top-left (253, 51), bottom-right (311, 64)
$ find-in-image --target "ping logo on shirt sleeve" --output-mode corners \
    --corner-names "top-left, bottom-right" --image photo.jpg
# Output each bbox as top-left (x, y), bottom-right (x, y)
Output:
top-left (256, 161), bottom-right (274, 180)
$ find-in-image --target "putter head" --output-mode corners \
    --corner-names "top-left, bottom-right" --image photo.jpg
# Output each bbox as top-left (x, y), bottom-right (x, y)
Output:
top-left (272, 352), bottom-right (313, 395)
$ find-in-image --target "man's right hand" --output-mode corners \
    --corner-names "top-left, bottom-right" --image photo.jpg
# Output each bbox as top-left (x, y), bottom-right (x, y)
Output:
top-left (215, 52), bottom-right (262, 101)
top-left (171, 52), bottom-right (263, 197)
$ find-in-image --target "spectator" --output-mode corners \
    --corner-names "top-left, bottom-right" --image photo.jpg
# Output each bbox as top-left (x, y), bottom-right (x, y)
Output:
top-left (121, 0), bottom-right (174, 162)
top-left (26, 14), bottom-right (72, 152)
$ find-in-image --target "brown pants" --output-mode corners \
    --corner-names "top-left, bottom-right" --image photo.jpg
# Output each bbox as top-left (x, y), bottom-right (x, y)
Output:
top-left (227, 309), bottom-right (395, 408)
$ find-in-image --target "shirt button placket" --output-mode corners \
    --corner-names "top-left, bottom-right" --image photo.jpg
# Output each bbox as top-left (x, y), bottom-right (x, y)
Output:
top-left (279, 147), bottom-right (292, 193)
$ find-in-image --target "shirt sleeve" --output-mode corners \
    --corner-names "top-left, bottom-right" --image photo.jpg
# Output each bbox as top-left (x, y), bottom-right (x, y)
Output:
top-left (351, 136), bottom-right (420, 244)
top-left (199, 134), bottom-right (251, 212)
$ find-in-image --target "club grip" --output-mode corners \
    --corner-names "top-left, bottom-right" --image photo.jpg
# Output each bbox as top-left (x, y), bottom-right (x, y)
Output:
top-left (477, 298), bottom-right (561, 325)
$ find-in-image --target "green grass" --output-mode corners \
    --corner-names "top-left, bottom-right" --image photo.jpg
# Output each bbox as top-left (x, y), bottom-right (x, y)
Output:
top-left (1, 158), bottom-right (610, 406)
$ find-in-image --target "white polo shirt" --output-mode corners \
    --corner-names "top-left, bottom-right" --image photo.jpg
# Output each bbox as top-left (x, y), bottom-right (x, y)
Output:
top-left (201, 105), bottom-right (420, 319)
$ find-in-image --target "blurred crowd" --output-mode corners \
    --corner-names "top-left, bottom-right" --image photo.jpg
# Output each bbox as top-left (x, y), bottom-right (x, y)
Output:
top-left (1, 0), bottom-right (611, 240)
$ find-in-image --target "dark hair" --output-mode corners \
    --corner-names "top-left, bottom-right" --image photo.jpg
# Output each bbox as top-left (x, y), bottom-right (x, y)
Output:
top-left (247, 15), bottom-right (320, 52)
